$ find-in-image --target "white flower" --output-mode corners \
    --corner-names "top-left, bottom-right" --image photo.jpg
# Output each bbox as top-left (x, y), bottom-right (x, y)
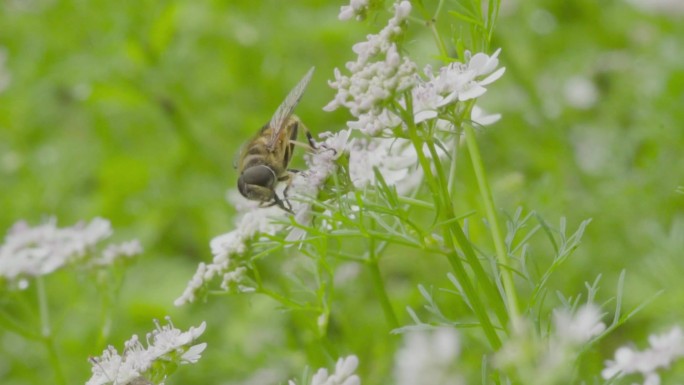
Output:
top-left (286, 129), bottom-right (351, 242)
top-left (348, 137), bottom-right (421, 195)
top-left (220, 266), bottom-right (250, 292)
top-left (175, 197), bottom-right (284, 306)
top-left (346, 108), bottom-right (402, 135)
top-left (295, 129), bottom-right (351, 193)
top-left (411, 81), bottom-right (442, 124)
top-left (147, 317), bottom-right (207, 359)
top-left (338, 0), bottom-right (369, 21)
top-left (405, 49), bottom-right (505, 126)
top-left (86, 318), bottom-right (206, 385)
top-left (87, 346), bottom-right (139, 385)
top-left (181, 343), bottom-right (207, 364)
top-left (325, 1), bottom-right (418, 135)
top-left (428, 48), bottom-right (506, 105)
top-left (328, 45), bottom-right (505, 134)
top-left (553, 303), bottom-right (606, 344)
top-left (394, 328), bottom-right (462, 385)
top-left (602, 325), bottom-right (684, 382)
top-left (306, 355), bottom-right (361, 385)
top-left (471, 105), bottom-right (501, 126)
top-left (95, 240), bottom-right (143, 266)
top-left (0, 217), bottom-right (139, 285)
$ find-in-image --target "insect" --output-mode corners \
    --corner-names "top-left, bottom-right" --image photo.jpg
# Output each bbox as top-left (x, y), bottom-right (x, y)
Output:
top-left (236, 67), bottom-right (317, 213)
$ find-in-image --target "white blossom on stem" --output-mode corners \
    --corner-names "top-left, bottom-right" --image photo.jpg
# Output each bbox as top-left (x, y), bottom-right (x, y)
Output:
top-left (393, 327), bottom-right (463, 385)
top-left (553, 302), bottom-right (606, 344)
top-left (602, 325), bottom-right (684, 384)
top-left (0, 217), bottom-right (142, 287)
top-left (87, 318), bottom-right (206, 385)
top-left (409, 49), bottom-right (505, 125)
top-left (174, 195), bottom-right (283, 306)
top-left (495, 303), bottom-right (606, 385)
top-left (286, 129), bottom-right (351, 242)
top-left (338, 0), bottom-right (369, 21)
top-left (325, 1), bottom-right (417, 135)
top-left (290, 355), bottom-right (361, 385)
top-left (348, 137), bottom-right (422, 195)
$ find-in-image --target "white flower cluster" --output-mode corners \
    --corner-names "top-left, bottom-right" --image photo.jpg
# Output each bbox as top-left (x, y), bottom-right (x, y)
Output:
top-left (289, 355), bottom-right (361, 385)
top-left (410, 50), bottom-right (505, 125)
top-left (174, 196), bottom-right (281, 306)
top-left (495, 303), bottom-right (606, 384)
top-left (287, 129), bottom-right (351, 241)
top-left (602, 325), bottom-right (684, 385)
top-left (338, 0), bottom-right (369, 21)
top-left (324, 1), bottom-right (417, 135)
top-left (552, 303), bottom-right (606, 344)
top-left (0, 217), bottom-right (142, 287)
top-left (96, 240), bottom-right (144, 267)
top-left (393, 328), bottom-right (462, 385)
top-left (348, 137), bottom-right (422, 195)
top-left (295, 129), bottom-right (352, 196)
top-left (87, 318), bottom-right (207, 385)
top-left (325, 1), bottom-right (505, 135)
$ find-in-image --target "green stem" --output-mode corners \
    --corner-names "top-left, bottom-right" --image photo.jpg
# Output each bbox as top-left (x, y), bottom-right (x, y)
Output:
top-left (428, 20), bottom-right (449, 59)
top-left (36, 277), bottom-right (66, 385)
top-left (397, 195), bottom-right (435, 209)
top-left (400, 101), bottom-right (501, 349)
top-left (463, 123), bottom-right (520, 322)
top-left (424, 139), bottom-right (508, 335)
top-left (367, 240), bottom-right (399, 329)
top-left (447, 135), bottom-right (460, 195)
top-left (258, 286), bottom-right (317, 312)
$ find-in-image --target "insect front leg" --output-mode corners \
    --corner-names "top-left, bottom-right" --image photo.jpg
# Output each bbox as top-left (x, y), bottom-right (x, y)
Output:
top-left (272, 193), bottom-right (293, 213)
top-left (277, 174), bottom-right (295, 213)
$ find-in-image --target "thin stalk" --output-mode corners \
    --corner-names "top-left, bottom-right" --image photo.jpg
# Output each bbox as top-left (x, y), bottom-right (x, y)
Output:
top-left (36, 277), bottom-right (66, 385)
top-left (429, 20), bottom-right (449, 59)
top-left (427, 0), bottom-right (449, 58)
top-left (397, 195), bottom-right (435, 209)
top-left (367, 240), bottom-right (399, 328)
top-left (401, 100), bottom-right (501, 349)
top-left (447, 135), bottom-right (459, 195)
top-left (424, 139), bottom-right (508, 332)
top-left (463, 123), bottom-right (520, 322)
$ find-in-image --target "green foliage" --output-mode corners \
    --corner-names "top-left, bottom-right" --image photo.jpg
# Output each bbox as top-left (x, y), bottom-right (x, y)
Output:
top-left (1, 0), bottom-right (684, 384)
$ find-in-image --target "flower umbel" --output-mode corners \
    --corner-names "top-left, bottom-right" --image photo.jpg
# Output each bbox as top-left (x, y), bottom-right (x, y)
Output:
top-left (289, 355), bottom-right (361, 385)
top-left (338, 0), bottom-right (370, 21)
top-left (324, 1), bottom-right (417, 135)
top-left (86, 317), bottom-right (207, 385)
top-left (393, 328), bottom-right (462, 385)
top-left (0, 217), bottom-right (142, 287)
top-left (602, 325), bottom-right (684, 384)
top-left (495, 303), bottom-right (606, 385)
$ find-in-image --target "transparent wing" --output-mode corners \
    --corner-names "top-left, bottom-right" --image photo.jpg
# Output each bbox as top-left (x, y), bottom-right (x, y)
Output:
top-left (267, 67), bottom-right (315, 150)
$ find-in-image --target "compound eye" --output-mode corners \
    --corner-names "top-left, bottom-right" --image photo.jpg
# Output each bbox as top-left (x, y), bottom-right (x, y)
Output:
top-left (240, 165), bottom-right (276, 188)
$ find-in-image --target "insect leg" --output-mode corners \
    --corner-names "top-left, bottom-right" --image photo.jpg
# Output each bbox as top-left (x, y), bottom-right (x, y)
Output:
top-left (273, 192), bottom-right (293, 213)
top-left (275, 174), bottom-right (296, 212)
top-left (300, 122), bottom-right (339, 156)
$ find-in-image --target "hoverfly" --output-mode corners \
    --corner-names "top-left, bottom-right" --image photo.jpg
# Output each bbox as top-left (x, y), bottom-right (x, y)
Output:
top-left (235, 67), bottom-right (317, 212)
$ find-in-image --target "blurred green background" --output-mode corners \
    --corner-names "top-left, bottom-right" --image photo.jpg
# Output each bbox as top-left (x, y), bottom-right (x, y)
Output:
top-left (1, 0), bottom-right (683, 384)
